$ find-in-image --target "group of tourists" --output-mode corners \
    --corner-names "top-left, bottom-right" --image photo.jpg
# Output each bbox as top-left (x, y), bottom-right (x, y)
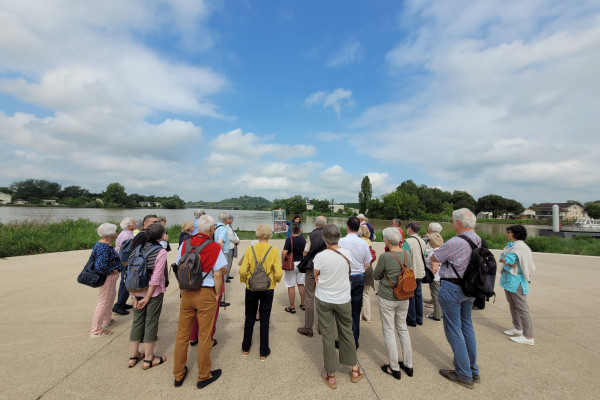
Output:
top-left (87, 207), bottom-right (536, 390)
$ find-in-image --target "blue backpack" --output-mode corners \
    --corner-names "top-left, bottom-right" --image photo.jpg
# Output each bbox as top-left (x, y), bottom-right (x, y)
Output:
top-left (125, 244), bottom-right (163, 292)
top-left (118, 238), bottom-right (133, 266)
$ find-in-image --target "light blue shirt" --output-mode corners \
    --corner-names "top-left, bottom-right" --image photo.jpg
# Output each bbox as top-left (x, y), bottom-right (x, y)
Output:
top-left (214, 222), bottom-right (230, 253)
top-left (499, 242), bottom-right (530, 294)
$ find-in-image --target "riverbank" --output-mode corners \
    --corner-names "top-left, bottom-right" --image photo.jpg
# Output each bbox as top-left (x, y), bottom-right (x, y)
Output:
top-left (1, 219), bottom-right (599, 258)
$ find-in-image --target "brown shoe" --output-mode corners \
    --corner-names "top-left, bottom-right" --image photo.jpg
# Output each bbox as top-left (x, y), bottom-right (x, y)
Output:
top-left (297, 327), bottom-right (314, 337)
top-left (439, 369), bottom-right (474, 389)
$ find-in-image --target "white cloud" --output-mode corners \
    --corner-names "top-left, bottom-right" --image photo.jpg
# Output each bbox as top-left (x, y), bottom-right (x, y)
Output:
top-left (349, 1), bottom-right (600, 204)
top-left (327, 40), bottom-right (363, 67)
top-left (304, 88), bottom-right (354, 116)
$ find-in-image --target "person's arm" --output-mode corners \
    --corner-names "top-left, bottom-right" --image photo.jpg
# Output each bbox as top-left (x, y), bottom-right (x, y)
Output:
top-left (214, 267), bottom-right (228, 302)
top-left (373, 256), bottom-right (384, 280)
top-left (239, 249), bottom-right (251, 283)
top-left (431, 260), bottom-right (440, 275)
top-left (273, 250), bottom-right (283, 283)
top-left (136, 285), bottom-right (156, 309)
top-left (313, 269), bottom-right (320, 284)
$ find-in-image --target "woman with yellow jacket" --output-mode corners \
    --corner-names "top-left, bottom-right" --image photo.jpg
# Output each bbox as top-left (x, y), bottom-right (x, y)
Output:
top-left (239, 224), bottom-right (283, 361)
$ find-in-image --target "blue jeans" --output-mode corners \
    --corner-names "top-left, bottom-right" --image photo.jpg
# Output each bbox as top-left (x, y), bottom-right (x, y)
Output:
top-left (407, 278), bottom-right (423, 325)
top-left (113, 270), bottom-right (129, 309)
top-left (438, 280), bottom-right (479, 380)
top-left (350, 274), bottom-right (364, 347)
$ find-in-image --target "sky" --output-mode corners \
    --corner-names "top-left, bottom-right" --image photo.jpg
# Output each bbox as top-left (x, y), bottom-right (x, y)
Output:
top-left (1, 0), bottom-right (599, 206)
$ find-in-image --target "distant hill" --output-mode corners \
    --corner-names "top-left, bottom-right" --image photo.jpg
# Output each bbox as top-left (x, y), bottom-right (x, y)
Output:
top-left (186, 195), bottom-right (272, 210)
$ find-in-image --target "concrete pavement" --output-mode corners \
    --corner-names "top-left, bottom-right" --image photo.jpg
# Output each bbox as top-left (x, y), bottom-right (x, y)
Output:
top-left (1, 240), bottom-right (599, 400)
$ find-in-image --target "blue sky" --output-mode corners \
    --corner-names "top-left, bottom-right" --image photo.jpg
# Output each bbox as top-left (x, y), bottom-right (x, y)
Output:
top-left (1, 0), bottom-right (599, 206)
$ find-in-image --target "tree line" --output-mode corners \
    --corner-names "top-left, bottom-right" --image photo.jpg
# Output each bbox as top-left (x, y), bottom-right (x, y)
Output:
top-left (0, 179), bottom-right (185, 209)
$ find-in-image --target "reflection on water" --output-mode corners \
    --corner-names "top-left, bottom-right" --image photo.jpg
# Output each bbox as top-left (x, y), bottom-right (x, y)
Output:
top-left (0, 207), bottom-right (550, 237)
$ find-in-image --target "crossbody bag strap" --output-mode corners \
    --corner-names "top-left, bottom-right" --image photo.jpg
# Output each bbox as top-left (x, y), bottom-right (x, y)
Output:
top-left (261, 246), bottom-right (273, 277)
top-left (387, 250), bottom-right (407, 288)
top-left (330, 248), bottom-right (352, 277)
top-left (410, 237), bottom-right (427, 266)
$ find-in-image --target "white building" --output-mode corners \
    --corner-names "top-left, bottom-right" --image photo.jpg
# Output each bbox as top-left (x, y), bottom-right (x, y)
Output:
top-left (0, 192), bottom-right (11, 204)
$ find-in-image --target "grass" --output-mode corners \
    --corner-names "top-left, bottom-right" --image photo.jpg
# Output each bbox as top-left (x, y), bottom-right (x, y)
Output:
top-left (1, 220), bottom-right (599, 258)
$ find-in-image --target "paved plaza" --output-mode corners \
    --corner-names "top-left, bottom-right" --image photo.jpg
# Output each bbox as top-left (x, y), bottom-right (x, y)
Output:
top-left (1, 241), bottom-right (599, 400)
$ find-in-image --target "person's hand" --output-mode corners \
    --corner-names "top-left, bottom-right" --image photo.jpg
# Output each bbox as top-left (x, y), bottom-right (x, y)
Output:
top-left (137, 297), bottom-right (149, 309)
top-left (131, 297), bottom-right (139, 308)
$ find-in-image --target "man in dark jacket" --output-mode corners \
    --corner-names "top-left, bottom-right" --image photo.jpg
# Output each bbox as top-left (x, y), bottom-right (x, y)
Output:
top-left (297, 216), bottom-right (327, 337)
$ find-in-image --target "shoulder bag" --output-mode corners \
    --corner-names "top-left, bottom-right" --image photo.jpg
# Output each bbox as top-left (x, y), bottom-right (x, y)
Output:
top-left (282, 237), bottom-right (295, 271)
top-left (77, 249), bottom-right (107, 288)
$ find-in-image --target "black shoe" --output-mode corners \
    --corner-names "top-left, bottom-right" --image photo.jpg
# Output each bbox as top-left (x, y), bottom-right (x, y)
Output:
top-left (399, 362), bottom-right (414, 377)
top-left (381, 364), bottom-right (401, 380)
top-left (190, 340), bottom-right (198, 346)
top-left (220, 301), bottom-right (230, 307)
top-left (439, 369), bottom-right (474, 389)
top-left (174, 366), bottom-right (188, 387)
top-left (406, 321), bottom-right (417, 327)
top-left (112, 307), bottom-right (129, 315)
top-left (335, 340), bottom-right (339, 349)
top-left (124, 304), bottom-right (133, 310)
top-left (197, 369), bottom-right (222, 389)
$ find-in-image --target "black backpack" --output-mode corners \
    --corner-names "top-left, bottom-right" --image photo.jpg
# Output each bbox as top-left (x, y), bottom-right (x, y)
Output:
top-left (449, 235), bottom-right (497, 299)
top-left (175, 238), bottom-right (213, 290)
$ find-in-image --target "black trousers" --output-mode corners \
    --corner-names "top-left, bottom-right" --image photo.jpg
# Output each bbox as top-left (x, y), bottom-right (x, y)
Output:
top-left (242, 289), bottom-right (274, 356)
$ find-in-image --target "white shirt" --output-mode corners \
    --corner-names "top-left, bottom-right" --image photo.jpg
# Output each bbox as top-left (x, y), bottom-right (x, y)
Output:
top-left (314, 248), bottom-right (352, 304)
top-left (338, 233), bottom-right (372, 275)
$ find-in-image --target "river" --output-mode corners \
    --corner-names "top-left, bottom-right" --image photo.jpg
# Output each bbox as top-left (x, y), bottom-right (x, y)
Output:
top-left (0, 206), bottom-right (550, 237)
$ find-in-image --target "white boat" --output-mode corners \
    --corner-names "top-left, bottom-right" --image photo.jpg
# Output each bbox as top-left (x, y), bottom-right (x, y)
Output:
top-left (574, 219), bottom-right (600, 230)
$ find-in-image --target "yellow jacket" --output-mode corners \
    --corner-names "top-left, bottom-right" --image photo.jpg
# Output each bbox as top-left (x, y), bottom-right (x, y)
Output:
top-left (239, 242), bottom-right (282, 290)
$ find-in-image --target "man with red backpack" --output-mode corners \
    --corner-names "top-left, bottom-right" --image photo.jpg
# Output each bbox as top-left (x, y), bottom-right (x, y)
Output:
top-left (173, 215), bottom-right (228, 389)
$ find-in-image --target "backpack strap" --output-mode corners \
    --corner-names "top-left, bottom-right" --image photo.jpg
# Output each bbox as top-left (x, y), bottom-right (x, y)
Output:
top-left (458, 234), bottom-right (479, 249)
top-left (261, 246), bottom-right (273, 276)
top-left (387, 250), bottom-right (408, 288)
top-left (408, 237), bottom-right (427, 267)
top-left (249, 245), bottom-right (273, 277)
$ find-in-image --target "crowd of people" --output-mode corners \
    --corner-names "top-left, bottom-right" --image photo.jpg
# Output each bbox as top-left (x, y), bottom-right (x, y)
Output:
top-left (87, 208), bottom-right (536, 390)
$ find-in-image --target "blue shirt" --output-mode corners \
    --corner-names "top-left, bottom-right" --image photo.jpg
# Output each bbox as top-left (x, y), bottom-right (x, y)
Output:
top-left (93, 242), bottom-right (122, 275)
top-left (214, 222), bottom-right (230, 253)
top-left (499, 242), bottom-right (530, 294)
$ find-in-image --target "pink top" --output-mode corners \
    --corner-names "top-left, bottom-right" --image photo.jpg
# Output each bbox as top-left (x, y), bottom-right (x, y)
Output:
top-left (115, 230), bottom-right (134, 253)
top-left (135, 248), bottom-right (167, 298)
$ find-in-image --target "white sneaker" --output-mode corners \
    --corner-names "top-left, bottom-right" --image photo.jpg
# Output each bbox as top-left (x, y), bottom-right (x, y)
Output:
top-left (509, 335), bottom-right (535, 345)
top-left (503, 328), bottom-right (523, 336)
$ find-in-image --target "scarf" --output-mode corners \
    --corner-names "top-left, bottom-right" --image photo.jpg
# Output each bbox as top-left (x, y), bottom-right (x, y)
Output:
top-left (503, 240), bottom-right (536, 282)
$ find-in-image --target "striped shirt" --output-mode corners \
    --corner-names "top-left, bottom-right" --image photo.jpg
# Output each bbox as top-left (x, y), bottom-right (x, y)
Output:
top-left (434, 230), bottom-right (481, 279)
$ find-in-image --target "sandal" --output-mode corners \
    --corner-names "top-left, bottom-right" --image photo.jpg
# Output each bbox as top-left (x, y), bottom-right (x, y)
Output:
top-left (351, 366), bottom-right (364, 383)
top-left (90, 330), bottom-right (113, 338)
top-left (128, 352), bottom-right (145, 368)
top-left (300, 304), bottom-right (306, 311)
top-left (285, 307), bottom-right (296, 314)
top-left (142, 355), bottom-right (166, 370)
top-left (322, 372), bottom-right (337, 389)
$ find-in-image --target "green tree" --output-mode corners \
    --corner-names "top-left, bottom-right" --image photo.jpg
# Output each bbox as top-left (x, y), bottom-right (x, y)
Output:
top-left (11, 179), bottom-right (61, 200)
top-left (60, 185), bottom-right (89, 199)
top-left (272, 195), bottom-right (306, 216)
top-left (102, 183), bottom-right (127, 207)
top-left (358, 176), bottom-right (372, 214)
top-left (0, 186), bottom-right (13, 195)
top-left (310, 199), bottom-right (330, 213)
top-left (451, 190), bottom-right (477, 211)
top-left (584, 202), bottom-right (600, 219)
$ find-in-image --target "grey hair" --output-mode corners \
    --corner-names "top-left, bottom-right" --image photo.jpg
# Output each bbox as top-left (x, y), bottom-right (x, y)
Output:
top-left (197, 215), bottom-right (215, 234)
top-left (428, 222), bottom-right (443, 233)
top-left (120, 217), bottom-right (134, 230)
top-left (291, 221), bottom-right (302, 234)
top-left (218, 212), bottom-right (228, 222)
top-left (145, 222), bottom-right (166, 241)
top-left (453, 208), bottom-right (477, 228)
top-left (158, 215), bottom-right (166, 222)
top-left (382, 227), bottom-right (402, 246)
top-left (315, 215), bottom-right (327, 227)
top-left (322, 224), bottom-right (341, 245)
top-left (97, 222), bottom-right (117, 238)
top-left (194, 209), bottom-right (205, 219)
top-left (392, 218), bottom-right (402, 226)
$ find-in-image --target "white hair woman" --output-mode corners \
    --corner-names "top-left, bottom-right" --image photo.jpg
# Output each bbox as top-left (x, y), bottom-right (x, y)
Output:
top-left (425, 233), bottom-right (444, 321)
top-left (90, 223), bottom-right (122, 338)
top-left (373, 227), bottom-right (413, 380)
top-left (314, 224), bottom-right (364, 389)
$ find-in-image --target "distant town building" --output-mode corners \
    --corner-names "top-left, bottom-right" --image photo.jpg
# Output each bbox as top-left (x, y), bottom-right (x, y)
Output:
top-left (41, 199), bottom-right (58, 206)
top-left (329, 204), bottom-right (345, 213)
top-left (0, 192), bottom-right (11, 204)
top-left (477, 211), bottom-right (493, 219)
top-left (519, 209), bottom-right (537, 220)
top-left (536, 203), bottom-right (589, 221)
